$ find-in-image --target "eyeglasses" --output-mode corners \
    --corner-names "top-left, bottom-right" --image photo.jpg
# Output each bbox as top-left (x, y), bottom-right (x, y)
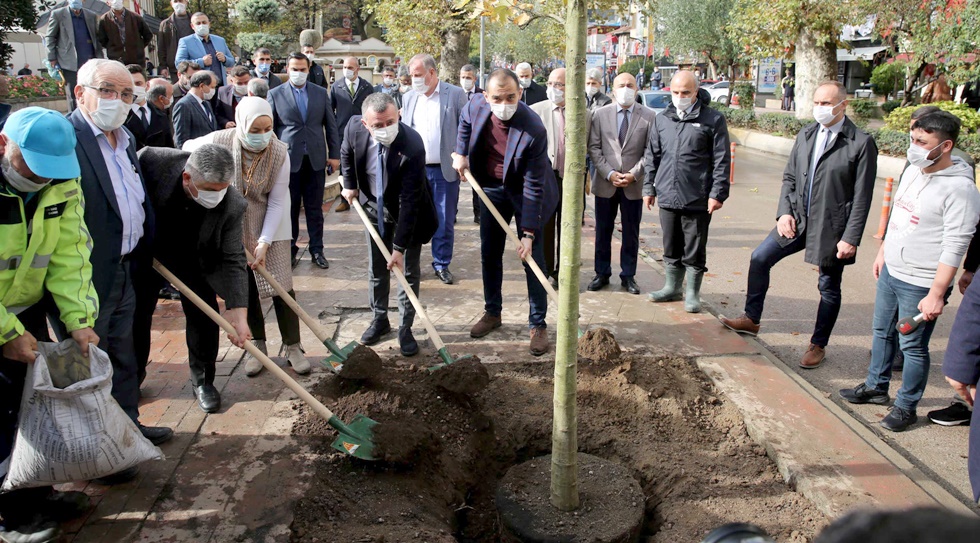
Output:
top-left (83, 85), bottom-right (135, 104)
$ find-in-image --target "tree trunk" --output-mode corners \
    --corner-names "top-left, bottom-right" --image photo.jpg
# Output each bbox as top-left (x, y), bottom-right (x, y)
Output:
top-left (902, 61), bottom-right (927, 107)
top-left (439, 26), bottom-right (471, 84)
top-left (793, 28), bottom-right (837, 120)
top-left (550, 0), bottom-right (585, 513)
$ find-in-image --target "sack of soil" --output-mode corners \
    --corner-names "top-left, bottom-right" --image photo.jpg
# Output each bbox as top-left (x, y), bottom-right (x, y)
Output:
top-left (1, 340), bottom-right (163, 491)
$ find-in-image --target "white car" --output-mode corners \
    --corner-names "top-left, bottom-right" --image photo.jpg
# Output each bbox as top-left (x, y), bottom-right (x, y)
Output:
top-left (704, 81), bottom-right (731, 105)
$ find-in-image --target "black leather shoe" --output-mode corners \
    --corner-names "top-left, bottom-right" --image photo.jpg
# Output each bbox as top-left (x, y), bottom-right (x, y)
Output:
top-left (194, 384), bottom-right (221, 413)
top-left (291, 249), bottom-right (300, 268)
top-left (360, 319), bottom-right (391, 345)
top-left (92, 465), bottom-right (139, 485)
top-left (549, 275), bottom-right (559, 290)
top-left (587, 275), bottom-right (609, 291)
top-left (399, 327), bottom-right (419, 357)
top-left (158, 284), bottom-right (181, 300)
top-left (621, 277), bottom-right (640, 295)
top-left (139, 424), bottom-right (174, 446)
top-left (311, 252), bottom-right (329, 269)
top-left (435, 268), bottom-right (454, 284)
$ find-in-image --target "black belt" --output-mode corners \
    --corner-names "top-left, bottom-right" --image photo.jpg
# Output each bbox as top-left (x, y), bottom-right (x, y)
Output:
top-left (426, 163), bottom-right (440, 167)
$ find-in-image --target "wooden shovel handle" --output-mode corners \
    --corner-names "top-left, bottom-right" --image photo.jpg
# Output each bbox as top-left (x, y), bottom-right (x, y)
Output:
top-left (244, 249), bottom-right (330, 346)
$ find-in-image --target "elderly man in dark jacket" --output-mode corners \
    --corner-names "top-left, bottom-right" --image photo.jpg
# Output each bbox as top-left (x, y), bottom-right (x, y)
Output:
top-left (644, 71), bottom-right (731, 313)
top-left (137, 144), bottom-right (250, 414)
top-left (721, 81), bottom-right (877, 369)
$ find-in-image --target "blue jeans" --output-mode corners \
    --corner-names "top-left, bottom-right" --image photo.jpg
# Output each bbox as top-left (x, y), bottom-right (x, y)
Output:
top-left (744, 230), bottom-right (844, 347)
top-left (426, 166), bottom-right (459, 271)
top-left (480, 185), bottom-right (548, 328)
top-left (865, 265), bottom-right (950, 412)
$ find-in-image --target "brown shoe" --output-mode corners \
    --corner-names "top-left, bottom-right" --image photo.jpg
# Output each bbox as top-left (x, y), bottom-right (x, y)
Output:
top-left (720, 314), bottom-right (760, 336)
top-left (470, 313), bottom-right (502, 338)
top-left (334, 198), bottom-right (350, 212)
top-left (529, 327), bottom-right (549, 356)
top-left (800, 344), bottom-right (825, 369)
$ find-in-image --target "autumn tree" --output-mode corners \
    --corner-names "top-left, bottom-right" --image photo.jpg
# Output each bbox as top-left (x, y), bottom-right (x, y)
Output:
top-left (656, 0), bottom-right (741, 89)
top-left (367, 0), bottom-right (471, 82)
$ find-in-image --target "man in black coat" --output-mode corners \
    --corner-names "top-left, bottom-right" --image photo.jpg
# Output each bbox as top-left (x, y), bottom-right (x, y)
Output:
top-left (301, 44), bottom-right (328, 88)
top-left (214, 65), bottom-right (250, 129)
top-left (721, 81), bottom-right (877, 369)
top-left (340, 93), bottom-right (437, 355)
top-left (515, 62), bottom-right (546, 105)
top-left (138, 144), bottom-right (250, 414)
top-left (644, 71), bottom-right (731, 313)
top-left (331, 56), bottom-right (375, 140)
top-left (143, 78), bottom-right (175, 147)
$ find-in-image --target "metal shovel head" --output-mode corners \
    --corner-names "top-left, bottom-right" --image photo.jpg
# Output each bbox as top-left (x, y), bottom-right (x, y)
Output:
top-left (320, 340), bottom-right (360, 373)
top-left (330, 414), bottom-right (378, 460)
top-left (426, 348), bottom-right (476, 372)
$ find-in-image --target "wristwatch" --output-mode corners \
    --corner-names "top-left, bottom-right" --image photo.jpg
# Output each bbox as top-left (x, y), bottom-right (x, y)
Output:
top-left (522, 231), bottom-right (535, 241)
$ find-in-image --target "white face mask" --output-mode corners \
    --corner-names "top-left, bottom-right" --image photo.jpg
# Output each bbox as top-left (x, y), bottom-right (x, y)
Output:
top-left (233, 84), bottom-right (248, 96)
top-left (190, 186), bottom-right (227, 209)
top-left (546, 86), bottom-right (564, 105)
top-left (289, 71), bottom-right (308, 87)
top-left (194, 24), bottom-right (209, 37)
top-left (614, 87), bottom-right (635, 107)
top-left (586, 85), bottom-right (599, 97)
top-left (813, 101), bottom-right (842, 126)
top-left (411, 76), bottom-right (429, 93)
top-left (172, 1), bottom-right (187, 14)
top-left (399, 85), bottom-right (411, 94)
top-left (88, 96), bottom-right (129, 131)
top-left (518, 77), bottom-right (532, 89)
top-left (109, 0), bottom-right (123, 10)
top-left (133, 86), bottom-right (147, 105)
top-left (371, 123), bottom-right (399, 147)
top-left (906, 137), bottom-right (947, 169)
top-left (164, 95), bottom-right (174, 108)
top-left (241, 131), bottom-right (273, 152)
top-left (490, 102), bottom-right (518, 121)
top-left (383, 77), bottom-right (394, 86)
top-left (672, 95), bottom-right (693, 112)
top-left (203, 88), bottom-right (215, 100)
top-left (305, 53), bottom-right (314, 63)
top-left (343, 68), bottom-right (356, 81)
top-left (2, 156), bottom-right (50, 193)
top-left (460, 78), bottom-right (474, 91)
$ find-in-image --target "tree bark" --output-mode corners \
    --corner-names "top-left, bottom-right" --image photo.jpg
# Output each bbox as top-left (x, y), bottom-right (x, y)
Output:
top-left (902, 61), bottom-right (927, 106)
top-left (793, 28), bottom-right (837, 120)
top-left (550, 0), bottom-right (585, 513)
top-left (439, 26), bottom-right (471, 84)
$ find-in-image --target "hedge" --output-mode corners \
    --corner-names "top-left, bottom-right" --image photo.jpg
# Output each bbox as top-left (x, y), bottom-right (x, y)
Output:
top-left (884, 101), bottom-right (980, 133)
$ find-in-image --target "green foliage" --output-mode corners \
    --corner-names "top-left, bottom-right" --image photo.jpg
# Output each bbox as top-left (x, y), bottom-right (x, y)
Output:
top-left (849, 98), bottom-right (879, 119)
top-left (1, 0), bottom-right (48, 66)
top-left (367, 0), bottom-right (463, 59)
top-left (236, 32), bottom-right (286, 56)
top-left (959, 134), bottom-right (980, 165)
top-left (711, 103), bottom-right (757, 128)
top-left (869, 62), bottom-right (905, 98)
top-left (155, 0), bottom-right (238, 42)
top-left (485, 18), bottom-right (560, 66)
top-left (657, 0), bottom-right (741, 75)
top-left (236, 0), bottom-right (280, 31)
top-left (867, 128), bottom-right (909, 158)
top-left (885, 101), bottom-right (980, 133)
top-left (617, 59), bottom-right (651, 78)
top-left (733, 81), bottom-right (754, 108)
top-left (756, 113), bottom-right (808, 136)
top-left (729, 0), bottom-right (869, 59)
top-left (881, 100), bottom-right (902, 115)
top-left (5, 75), bottom-right (62, 100)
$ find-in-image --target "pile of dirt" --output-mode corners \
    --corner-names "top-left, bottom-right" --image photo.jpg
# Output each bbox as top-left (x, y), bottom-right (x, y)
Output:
top-left (428, 357), bottom-right (489, 395)
top-left (577, 327), bottom-right (621, 362)
top-left (290, 350), bottom-right (827, 542)
top-left (335, 344), bottom-right (382, 380)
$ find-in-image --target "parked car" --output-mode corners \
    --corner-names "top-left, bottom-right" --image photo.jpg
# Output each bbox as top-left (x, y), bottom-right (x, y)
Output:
top-left (699, 79), bottom-right (719, 87)
top-left (638, 90), bottom-right (672, 114)
top-left (704, 81), bottom-right (731, 104)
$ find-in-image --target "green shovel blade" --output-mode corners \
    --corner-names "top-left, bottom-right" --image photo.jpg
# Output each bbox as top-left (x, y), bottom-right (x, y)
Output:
top-left (320, 340), bottom-right (360, 373)
top-left (329, 414), bottom-right (378, 460)
top-left (426, 348), bottom-right (475, 372)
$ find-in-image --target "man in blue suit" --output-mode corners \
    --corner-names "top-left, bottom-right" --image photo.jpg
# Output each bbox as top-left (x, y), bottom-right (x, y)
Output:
top-left (269, 52), bottom-right (341, 269)
top-left (402, 53), bottom-right (467, 285)
top-left (453, 69), bottom-right (558, 356)
top-left (69, 59), bottom-right (173, 481)
top-left (172, 70), bottom-right (217, 148)
top-left (174, 12), bottom-right (235, 86)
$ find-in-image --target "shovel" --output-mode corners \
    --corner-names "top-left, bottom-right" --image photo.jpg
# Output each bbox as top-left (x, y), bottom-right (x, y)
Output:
top-left (152, 259), bottom-right (379, 460)
top-left (244, 249), bottom-right (372, 375)
top-left (461, 169), bottom-right (583, 336)
top-left (349, 199), bottom-right (472, 370)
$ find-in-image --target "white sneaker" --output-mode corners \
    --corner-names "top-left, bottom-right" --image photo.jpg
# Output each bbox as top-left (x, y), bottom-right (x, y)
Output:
top-left (244, 340), bottom-right (267, 377)
top-left (286, 343), bottom-right (311, 375)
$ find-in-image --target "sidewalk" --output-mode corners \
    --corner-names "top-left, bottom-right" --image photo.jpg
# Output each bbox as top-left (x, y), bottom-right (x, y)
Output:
top-left (61, 190), bottom-right (972, 541)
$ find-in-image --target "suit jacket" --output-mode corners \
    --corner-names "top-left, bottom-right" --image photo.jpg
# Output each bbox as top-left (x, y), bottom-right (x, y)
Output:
top-left (331, 76), bottom-right (375, 137)
top-left (175, 33), bottom-right (236, 86)
top-left (587, 92), bottom-right (612, 111)
top-left (214, 84), bottom-right (240, 129)
top-left (464, 86), bottom-right (484, 101)
top-left (341, 118), bottom-right (437, 249)
top-left (530, 99), bottom-right (585, 179)
top-left (157, 13), bottom-right (194, 76)
top-left (588, 102), bottom-right (655, 201)
top-left (269, 82), bottom-right (341, 173)
top-left (45, 7), bottom-right (102, 72)
top-left (145, 104), bottom-right (175, 148)
top-left (521, 81), bottom-right (547, 105)
top-left (137, 146), bottom-right (248, 309)
top-left (402, 81), bottom-right (467, 181)
top-left (374, 85), bottom-right (403, 109)
top-left (68, 108), bottom-right (155, 304)
top-left (455, 94), bottom-right (558, 233)
top-left (250, 70), bottom-right (282, 90)
top-left (96, 9), bottom-right (153, 66)
top-left (172, 93), bottom-right (216, 149)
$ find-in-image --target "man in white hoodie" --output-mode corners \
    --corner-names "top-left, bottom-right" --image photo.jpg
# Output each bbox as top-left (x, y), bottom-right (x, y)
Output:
top-left (840, 111), bottom-right (980, 432)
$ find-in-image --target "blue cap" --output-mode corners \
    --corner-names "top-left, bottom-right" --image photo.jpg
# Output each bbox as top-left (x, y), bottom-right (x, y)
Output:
top-left (2, 107), bottom-right (80, 179)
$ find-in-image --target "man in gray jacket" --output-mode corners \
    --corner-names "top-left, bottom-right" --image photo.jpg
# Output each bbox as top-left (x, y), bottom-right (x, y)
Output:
top-left (840, 111), bottom-right (980, 432)
top-left (644, 70), bottom-right (731, 313)
top-left (721, 81), bottom-right (877, 369)
top-left (45, 0), bottom-right (103, 111)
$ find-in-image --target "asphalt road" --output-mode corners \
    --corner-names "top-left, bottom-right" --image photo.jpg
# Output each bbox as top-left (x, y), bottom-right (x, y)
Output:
top-left (626, 146), bottom-right (976, 507)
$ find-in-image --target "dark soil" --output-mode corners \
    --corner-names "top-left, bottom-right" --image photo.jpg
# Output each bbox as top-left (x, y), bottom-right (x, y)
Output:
top-left (577, 328), bottom-right (621, 362)
top-left (372, 417), bottom-right (440, 465)
top-left (290, 350), bottom-right (827, 543)
top-left (336, 344), bottom-right (383, 380)
top-left (429, 357), bottom-right (490, 396)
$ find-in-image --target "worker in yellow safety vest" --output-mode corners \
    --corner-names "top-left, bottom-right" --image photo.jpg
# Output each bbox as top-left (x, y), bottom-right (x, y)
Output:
top-left (0, 106), bottom-right (100, 543)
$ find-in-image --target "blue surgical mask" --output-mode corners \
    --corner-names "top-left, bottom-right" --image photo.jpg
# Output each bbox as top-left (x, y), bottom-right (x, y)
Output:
top-left (256, 63), bottom-right (270, 75)
top-left (241, 131), bottom-right (273, 152)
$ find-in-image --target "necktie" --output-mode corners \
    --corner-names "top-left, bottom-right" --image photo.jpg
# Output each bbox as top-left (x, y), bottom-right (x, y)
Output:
top-left (296, 88), bottom-right (307, 121)
top-left (376, 144), bottom-right (386, 237)
top-left (140, 107), bottom-right (149, 130)
top-left (349, 82), bottom-right (355, 97)
top-left (554, 107), bottom-right (565, 174)
top-left (203, 101), bottom-right (214, 128)
top-left (618, 109), bottom-right (629, 146)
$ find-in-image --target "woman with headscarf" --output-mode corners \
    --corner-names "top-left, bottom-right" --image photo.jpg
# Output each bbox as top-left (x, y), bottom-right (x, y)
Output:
top-left (183, 96), bottom-right (309, 376)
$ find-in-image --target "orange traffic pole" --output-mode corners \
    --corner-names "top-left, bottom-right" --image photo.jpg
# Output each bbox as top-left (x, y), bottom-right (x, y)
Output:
top-left (729, 142), bottom-right (736, 185)
top-left (873, 177), bottom-right (895, 240)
